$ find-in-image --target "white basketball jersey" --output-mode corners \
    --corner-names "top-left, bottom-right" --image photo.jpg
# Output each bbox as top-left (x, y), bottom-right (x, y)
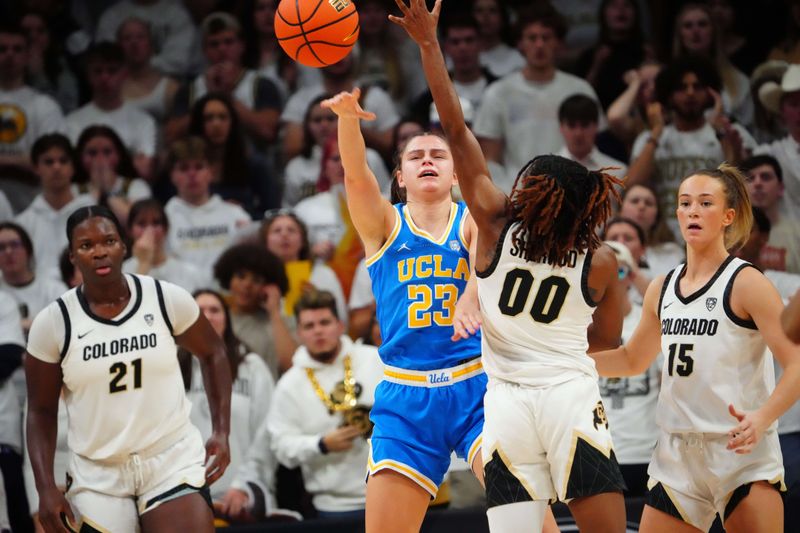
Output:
top-left (50, 275), bottom-right (192, 461)
top-left (477, 222), bottom-right (598, 387)
top-left (657, 256), bottom-right (772, 433)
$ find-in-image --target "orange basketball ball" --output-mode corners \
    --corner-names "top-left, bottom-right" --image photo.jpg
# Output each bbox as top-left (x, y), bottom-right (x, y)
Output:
top-left (275, 0), bottom-right (360, 68)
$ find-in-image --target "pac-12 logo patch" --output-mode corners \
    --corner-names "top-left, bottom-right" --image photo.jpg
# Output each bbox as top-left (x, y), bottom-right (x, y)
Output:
top-left (705, 297), bottom-right (717, 311)
top-left (592, 401), bottom-right (608, 430)
top-left (449, 240), bottom-right (461, 252)
top-left (144, 313), bottom-right (154, 326)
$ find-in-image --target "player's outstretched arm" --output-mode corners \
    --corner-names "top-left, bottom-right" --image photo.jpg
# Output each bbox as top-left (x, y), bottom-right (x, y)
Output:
top-left (322, 90), bottom-right (396, 255)
top-left (589, 275), bottom-right (665, 377)
top-left (389, 0), bottom-right (506, 227)
top-left (782, 289), bottom-right (800, 344)
top-left (177, 313), bottom-right (232, 485)
top-left (727, 271), bottom-right (800, 454)
top-left (24, 356), bottom-right (76, 532)
top-left (586, 245), bottom-right (624, 352)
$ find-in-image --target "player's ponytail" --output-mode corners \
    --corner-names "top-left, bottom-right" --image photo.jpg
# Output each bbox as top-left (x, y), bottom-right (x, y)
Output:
top-left (693, 163), bottom-right (753, 251)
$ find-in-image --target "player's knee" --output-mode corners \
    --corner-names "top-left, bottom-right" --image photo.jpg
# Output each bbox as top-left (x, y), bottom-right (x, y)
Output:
top-left (487, 501), bottom-right (547, 533)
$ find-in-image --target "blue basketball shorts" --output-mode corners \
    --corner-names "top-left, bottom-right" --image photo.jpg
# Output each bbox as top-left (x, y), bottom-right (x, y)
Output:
top-left (367, 357), bottom-right (487, 497)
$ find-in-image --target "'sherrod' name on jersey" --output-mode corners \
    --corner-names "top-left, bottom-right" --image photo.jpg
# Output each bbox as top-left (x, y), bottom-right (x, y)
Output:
top-left (82, 333), bottom-right (158, 361)
top-left (660, 317), bottom-right (719, 337)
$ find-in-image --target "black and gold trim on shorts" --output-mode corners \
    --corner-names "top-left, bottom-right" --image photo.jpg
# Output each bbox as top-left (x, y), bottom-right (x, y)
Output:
top-left (723, 477), bottom-right (785, 522)
top-left (60, 514), bottom-right (113, 533)
top-left (563, 431), bottom-right (626, 500)
top-left (484, 448), bottom-right (537, 508)
top-left (143, 483), bottom-right (212, 512)
top-left (646, 481), bottom-right (686, 523)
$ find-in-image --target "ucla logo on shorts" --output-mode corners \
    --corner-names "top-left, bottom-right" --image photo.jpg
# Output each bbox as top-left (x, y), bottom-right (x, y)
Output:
top-left (144, 313), bottom-right (154, 326)
top-left (705, 297), bottom-right (717, 311)
top-left (429, 371), bottom-right (450, 385)
top-left (449, 240), bottom-right (461, 252)
top-left (592, 401), bottom-right (608, 430)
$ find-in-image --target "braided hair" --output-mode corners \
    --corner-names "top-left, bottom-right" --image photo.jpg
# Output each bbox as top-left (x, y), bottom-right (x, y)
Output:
top-left (508, 155), bottom-right (622, 265)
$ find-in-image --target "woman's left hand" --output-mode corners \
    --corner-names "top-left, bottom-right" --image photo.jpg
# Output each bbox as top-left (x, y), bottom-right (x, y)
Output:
top-left (204, 432), bottom-right (231, 485)
top-left (727, 404), bottom-right (769, 454)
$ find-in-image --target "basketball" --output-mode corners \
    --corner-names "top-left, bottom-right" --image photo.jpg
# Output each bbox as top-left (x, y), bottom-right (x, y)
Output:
top-left (275, 0), bottom-right (360, 68)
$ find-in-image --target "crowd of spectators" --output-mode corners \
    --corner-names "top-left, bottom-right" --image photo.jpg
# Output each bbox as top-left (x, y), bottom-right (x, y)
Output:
top-left (1, 0), bottom-right (800, 530)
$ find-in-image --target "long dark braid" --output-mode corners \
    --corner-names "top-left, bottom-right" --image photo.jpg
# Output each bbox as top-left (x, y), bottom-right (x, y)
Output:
top-left (508, 155), bottom-right (622, 265)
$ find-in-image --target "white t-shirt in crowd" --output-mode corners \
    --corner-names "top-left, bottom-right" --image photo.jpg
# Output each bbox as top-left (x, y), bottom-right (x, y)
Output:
top-left (283, 145), bottom-right (390, 207)
top-left (122, 255), bottom-right (208, 293)
top-left (0, 276), bottom-right (67, 320)
top-left (556, 146), bottom-right (627, 181)
top-left (165, 195), bottom-right (252, 269)
top-left (293, 188), bottom-right (346, 249)
top-left (188, 353), bottom-right (275, 502)
top-left (348, 258), bottom-right (374, 311)
top-left (473, 70), bottom-right (603, 193)
top-left (479, 44), bottom-right (525, 79)
top-left (282, 85), bottom-right (400, 133)
top-left (758, 215), bottom-right (800, 274)
top-left (66, 102), bottom-right (156, 157)
top-left (71, 176), bottom-right (151, 204)
top-left (15, 194), bottom-right (96, 281)
top-left (0, 192), bottom-right (13, 221)
top-left (95, 0), bottom-right (196, 77)
top-left (644, 242), bottom-right (685, 277)
top-left (0, 292), bottom-right (24, 451)
top-left (0, 86), bottom-right (65, 158)
top-left (754, 135), bottom-right (800, 219)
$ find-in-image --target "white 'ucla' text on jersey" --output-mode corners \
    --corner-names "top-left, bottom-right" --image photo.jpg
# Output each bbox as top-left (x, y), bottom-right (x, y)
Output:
top-left (477, 221), bottom-right (598, 387)
top-left (657, 256), bottom-right (773, 433)
top-left (26, 275), bottom-right (200, 461)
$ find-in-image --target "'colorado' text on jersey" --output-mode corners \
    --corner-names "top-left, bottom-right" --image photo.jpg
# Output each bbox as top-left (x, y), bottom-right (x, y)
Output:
top-left (477, 221), bottom-right (598, 387)
top-left (657, 256), bottom-right (773, 433)
top-left (367, 202), bottom-right (480, 370)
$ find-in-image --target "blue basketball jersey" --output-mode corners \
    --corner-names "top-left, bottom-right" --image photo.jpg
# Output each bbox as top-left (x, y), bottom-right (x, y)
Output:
top-left (366, 201), bottom-right (481, 370)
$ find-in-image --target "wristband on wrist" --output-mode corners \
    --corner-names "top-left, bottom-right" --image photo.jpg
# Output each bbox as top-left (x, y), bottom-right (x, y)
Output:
top-left (646, 136), bottom-right (659, 147)
top-left (318, 437), bottom-right (329, 455)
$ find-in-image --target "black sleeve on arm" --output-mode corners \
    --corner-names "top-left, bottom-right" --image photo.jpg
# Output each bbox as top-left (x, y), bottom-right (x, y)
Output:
top-left (0, 343), bottom-right (24, 381)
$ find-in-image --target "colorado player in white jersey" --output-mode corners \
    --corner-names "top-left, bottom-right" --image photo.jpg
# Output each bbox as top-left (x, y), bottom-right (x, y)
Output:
top-left (592, 164), bottom-right (800, 532)
top-left (24, 206), bottom-right (232, 532)
top-left (391, 2), bottom-right (628, 531)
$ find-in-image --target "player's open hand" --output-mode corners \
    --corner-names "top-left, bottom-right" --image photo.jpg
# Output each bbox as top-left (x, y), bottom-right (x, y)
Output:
top-left (727, 404), bottom-right (768, 454)
top-left (37, 487), bottom-right (76, 533)
top-left (451, 294), bottom-right (482, 341)
top-left (388, 0), bottom-right (441, 47)
top-left (204, 431), bottom-right (231, 485)
top-left (321, 88), bottom-right (376, 121)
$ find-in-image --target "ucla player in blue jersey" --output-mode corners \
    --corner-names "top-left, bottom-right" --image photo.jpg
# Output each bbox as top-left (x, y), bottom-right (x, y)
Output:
top-left (323, 89), bottom-right (486, 531)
